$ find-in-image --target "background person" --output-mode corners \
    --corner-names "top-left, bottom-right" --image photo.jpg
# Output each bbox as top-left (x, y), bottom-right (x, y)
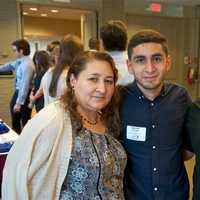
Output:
top-left (2, 51), bottom-right (127, 200)
top-left (184, 99), bottom-right (200, 200)
top-left (0, 39), bottom-right (35, 133)
top-left (88, 37), bottom-right (100, 51)
top-left (120, 29), bottom-right (192, 200)
top-left (100, 20), bottom-right (133, 85)
top-left (32, 34), bottom-right (83, 107)
top-left (29, 50), bottom-right (50, 112)
top-left (46, 40), bottom-right (60, 66)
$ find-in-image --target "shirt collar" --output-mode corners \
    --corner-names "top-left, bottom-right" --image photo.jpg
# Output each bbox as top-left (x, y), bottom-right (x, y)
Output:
top-left (17, 55), bottom-right (29, 62)
top-left (128, 81), bottom-right (170, 100)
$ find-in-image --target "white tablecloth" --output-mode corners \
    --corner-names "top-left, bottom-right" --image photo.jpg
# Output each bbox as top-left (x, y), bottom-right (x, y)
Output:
top-left (0, 119), bottom-right (18, 154)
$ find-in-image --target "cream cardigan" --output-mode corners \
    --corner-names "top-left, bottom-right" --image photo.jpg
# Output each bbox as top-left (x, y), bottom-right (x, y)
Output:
top-left (2, 101), bottom-right (73, 200)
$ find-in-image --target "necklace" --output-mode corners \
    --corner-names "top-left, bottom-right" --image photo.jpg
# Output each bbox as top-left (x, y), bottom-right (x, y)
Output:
top-left (79, 113), bottom-right (98, 125)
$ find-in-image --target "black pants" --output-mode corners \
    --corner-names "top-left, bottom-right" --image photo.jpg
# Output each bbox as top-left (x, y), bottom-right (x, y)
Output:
top-left (10, 90), bottom-right (32, 134)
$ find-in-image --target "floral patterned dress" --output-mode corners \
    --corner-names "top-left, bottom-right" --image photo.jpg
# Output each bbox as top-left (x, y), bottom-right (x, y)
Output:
top-left (59, 127), bottom-right (127, 200)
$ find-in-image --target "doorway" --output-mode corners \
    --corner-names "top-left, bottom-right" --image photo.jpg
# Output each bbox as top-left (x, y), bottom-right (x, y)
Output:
top-left (21, 4), bottom-right (97, 57)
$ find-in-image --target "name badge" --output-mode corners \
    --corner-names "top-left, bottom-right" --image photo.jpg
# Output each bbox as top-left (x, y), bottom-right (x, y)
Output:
top-left (127, 125), bottom-right (146, 142)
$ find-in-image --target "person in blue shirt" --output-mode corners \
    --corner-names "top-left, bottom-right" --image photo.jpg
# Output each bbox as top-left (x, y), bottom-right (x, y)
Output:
top-left (0, 39), bottom-right (35, 133)
top-left (120, 29), bottom-right (192, 200)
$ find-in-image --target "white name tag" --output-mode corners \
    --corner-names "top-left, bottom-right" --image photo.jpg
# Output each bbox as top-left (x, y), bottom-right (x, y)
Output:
top-left (127, 125), bottom-right (146, 142)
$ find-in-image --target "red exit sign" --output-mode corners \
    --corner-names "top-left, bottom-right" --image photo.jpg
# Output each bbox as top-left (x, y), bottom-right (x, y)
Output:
top-left (150, 3), bottom-right (161, 13)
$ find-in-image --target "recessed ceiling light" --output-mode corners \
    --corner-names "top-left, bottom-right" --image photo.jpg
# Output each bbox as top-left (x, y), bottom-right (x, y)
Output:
top-left (41, 13), bottom-right (47, 17)
top-left (51, 9), bottom-right (58, 13)
top-left (23, 12), bottom-right (28, 15)
top-left (30, 7), bottom-right (38, 11)
top-left (53, 0), bottom-right (71, 2)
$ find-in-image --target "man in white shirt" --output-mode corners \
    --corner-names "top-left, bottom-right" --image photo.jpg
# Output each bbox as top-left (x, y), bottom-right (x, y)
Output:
top-left (100, 20), bottom-right (134, 85)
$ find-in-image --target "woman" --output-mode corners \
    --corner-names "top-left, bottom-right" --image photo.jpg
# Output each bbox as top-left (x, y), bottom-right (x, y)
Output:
top-left (32, 34), bottom-right (83, 107)
top-left (29, 50), bottom-right (50, 112)
top-left (46, 40), bottom-right (60, 66)
top-left (2, 51), bottom-right (127, 200)
top-left (184, 99), bottom-right (200, 200)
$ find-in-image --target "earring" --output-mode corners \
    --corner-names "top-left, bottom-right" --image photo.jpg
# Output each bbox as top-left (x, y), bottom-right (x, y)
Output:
top-left (71, 86), bottom-right (74, 95)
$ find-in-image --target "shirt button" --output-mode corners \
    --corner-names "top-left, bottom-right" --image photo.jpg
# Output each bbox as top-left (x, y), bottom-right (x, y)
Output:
top-left (152, 124), bottom-right (156, 128)
top-left (154, 187), bottom-right (158, 191)
top-left (151, 102), bottom-right (154, 106)
top-left (139, 96), bottom-right (142, 99)
top-left (152, 146), bottom-right (156, 149)
top-left (153, 168), bottom-right (157, 171)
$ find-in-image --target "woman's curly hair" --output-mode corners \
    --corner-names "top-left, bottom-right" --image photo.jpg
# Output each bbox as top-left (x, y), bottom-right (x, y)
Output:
top-left (61, 51), bottom-right (120, 138)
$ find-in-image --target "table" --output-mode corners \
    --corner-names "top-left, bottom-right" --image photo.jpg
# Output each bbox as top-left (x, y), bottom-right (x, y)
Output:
top-left (0, 119), bottom-right (18, 196)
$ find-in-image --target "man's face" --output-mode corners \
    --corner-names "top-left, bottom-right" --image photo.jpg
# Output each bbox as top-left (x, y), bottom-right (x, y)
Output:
top-left (127, 42), bottom-right (171, 93)
top-left (12, 45), bottom-right (23, 58)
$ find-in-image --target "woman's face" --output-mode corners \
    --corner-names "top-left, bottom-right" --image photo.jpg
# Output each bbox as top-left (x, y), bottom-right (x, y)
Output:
top-left (70, 59), bottom-right (115, 112)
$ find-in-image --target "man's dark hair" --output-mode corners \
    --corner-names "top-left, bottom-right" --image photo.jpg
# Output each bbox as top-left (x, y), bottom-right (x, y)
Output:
top-left (47, 40), bottom-right (60, 52)
top-left (88, 38), bottom-right (100, 50)
top-left (100, 20), bottom-right (128, 51)
top-left (127, 29), bottom-right (168, 60)
top-left (12, 39), bottom-right (30, 56)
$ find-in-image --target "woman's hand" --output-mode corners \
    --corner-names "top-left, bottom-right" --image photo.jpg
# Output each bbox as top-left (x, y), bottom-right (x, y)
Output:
top-left (29, 90), bottom-right (36, 103)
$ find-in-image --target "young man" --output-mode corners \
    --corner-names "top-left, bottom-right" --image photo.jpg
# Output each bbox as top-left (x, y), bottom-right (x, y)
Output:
top-left (120, 29), bottom-right (192, 200)
top-left (100, 20), bottom-right (133, 85)
top-left (0, 39), bottom-right (35, 133)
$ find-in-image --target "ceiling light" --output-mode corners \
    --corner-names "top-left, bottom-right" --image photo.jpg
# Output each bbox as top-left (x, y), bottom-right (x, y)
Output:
top-left (51, 9), bottom-right (58, 13)
top-left (53, 0), bottom-right (71, 2)
top-left (41, 13), bottom-right (47, 17)
top-left (23, 12), bottom-right (28, 15)
top-left (30, 7), bottom-right (38, 11)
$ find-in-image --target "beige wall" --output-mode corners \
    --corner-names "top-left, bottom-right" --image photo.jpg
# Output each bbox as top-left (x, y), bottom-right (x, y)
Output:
top-left (0, 76), bottom-right (14, 125)
top-left (0, 0), bottom-right (21, 63)
top-left (24, 16), bottom-right (81, 38)
top-left (0, 0), bottom-right (20, 124)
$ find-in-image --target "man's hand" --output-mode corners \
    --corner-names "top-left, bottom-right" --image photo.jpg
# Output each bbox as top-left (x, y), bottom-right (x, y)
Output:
top-left (13, 104), bottom-right (21, 112)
